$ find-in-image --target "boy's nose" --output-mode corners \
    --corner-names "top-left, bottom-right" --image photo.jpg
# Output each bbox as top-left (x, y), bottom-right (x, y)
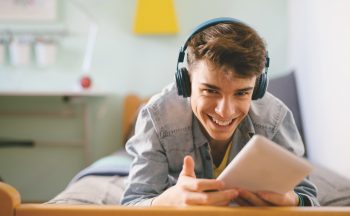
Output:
top-left (215, 97), bottom-right (235, 119)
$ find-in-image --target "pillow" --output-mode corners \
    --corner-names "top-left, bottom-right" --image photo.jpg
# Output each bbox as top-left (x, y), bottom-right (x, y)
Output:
top-left (47, 175), bottom-right (127, 205)
top-left (68, 150), bottom-right (132, 186)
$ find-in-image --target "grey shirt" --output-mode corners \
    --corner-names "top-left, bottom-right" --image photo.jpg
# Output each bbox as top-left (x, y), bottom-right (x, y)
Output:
top-left (121, 82), bottom-right (319, 206)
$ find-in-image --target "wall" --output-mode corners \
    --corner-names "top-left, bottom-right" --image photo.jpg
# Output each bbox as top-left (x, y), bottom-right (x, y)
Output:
top-left (0, 0), bottom-right (288, 202)
top-left (288, 0), bottom-right (350, 178)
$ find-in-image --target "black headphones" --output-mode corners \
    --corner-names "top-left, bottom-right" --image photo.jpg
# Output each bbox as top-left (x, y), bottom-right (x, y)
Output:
top-left (175, 17), bottom-right (270, 100)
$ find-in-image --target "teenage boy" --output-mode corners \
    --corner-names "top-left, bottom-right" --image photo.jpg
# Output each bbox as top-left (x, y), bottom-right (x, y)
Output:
top-left (121, 18), bottom-right (319, 207)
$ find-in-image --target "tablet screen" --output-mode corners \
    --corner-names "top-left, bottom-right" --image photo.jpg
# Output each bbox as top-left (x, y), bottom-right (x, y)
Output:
top-left (217, 135), bottom-right (312, 194)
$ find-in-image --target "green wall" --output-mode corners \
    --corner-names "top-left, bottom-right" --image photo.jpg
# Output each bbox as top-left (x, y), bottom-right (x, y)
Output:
top-left (0, 0), bottom-right (288, 202)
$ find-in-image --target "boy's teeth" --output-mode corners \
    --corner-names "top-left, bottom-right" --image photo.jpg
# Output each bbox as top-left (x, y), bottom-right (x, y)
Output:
top-left (213, 118), bottom-right (232, 126)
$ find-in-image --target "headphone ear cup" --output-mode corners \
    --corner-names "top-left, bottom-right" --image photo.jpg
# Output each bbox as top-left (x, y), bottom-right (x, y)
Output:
top-left (175, 67), bottom-right (191, 97)
top-left (252, 73), bottom-right (268, 100)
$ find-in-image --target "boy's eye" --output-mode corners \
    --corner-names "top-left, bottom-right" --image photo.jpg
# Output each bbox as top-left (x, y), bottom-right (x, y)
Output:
top-left (235, 91), bottom-right (249, 96)
top-left (205, 89), bottom-right (218, 94)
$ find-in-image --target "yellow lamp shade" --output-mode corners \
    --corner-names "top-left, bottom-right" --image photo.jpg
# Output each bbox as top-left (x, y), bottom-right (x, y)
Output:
top-left (134, 0), bottom-right (179, 35)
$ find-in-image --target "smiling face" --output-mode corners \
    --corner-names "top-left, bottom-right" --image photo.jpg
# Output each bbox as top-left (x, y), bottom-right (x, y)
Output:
top-left (190, 60), bottom-right (256, 147)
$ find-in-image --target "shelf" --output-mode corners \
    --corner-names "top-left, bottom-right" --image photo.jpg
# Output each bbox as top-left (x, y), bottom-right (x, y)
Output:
top-left (0, 90), bottom-right (111, 97)
top-left (0, 0), bottom-right (98, 94)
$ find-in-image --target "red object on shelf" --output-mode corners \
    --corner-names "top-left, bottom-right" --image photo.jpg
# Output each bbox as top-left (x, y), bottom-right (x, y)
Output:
top-left (80, 75), bottom-right (92, 89)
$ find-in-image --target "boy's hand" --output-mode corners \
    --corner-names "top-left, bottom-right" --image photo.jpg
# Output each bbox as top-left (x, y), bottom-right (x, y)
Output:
top-left (236, 189), bottom-right (299, 206)
top-left (152, 155), bottom-right (239, 206)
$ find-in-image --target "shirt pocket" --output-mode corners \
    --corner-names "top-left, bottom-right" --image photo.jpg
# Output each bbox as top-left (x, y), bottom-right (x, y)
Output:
top-left (166, 148), bottom-right (197, 173)
top-left (160, 125), bottom-right (207, 178)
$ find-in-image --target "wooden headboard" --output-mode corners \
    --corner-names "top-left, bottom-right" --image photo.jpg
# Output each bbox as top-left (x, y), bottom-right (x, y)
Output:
top-left (121, 94), bottom-right (148, 144)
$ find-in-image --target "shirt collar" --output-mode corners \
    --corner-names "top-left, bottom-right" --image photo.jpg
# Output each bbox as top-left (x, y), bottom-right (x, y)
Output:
top-left (192, 116), bottom-right (210, 148)
top-left (238, 114), bottom-right (256, 139)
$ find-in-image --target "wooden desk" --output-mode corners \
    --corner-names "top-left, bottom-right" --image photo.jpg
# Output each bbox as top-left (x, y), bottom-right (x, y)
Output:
top-left (0, 91), bottom-right (108, 164)
top-left (0, 91), bottom-right (109, 202)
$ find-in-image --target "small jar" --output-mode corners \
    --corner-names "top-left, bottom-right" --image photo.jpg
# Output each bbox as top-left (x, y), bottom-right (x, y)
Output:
top-left (35, 36), bottom-right (57, 67)
top-left (9, 35), bottom-right (32, 66)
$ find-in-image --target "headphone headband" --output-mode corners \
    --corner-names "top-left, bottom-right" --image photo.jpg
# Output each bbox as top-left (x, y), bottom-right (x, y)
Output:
top-left (178, 17), bottom-right (244, 67)
top-left (183, 17), bottom-right (243, 52)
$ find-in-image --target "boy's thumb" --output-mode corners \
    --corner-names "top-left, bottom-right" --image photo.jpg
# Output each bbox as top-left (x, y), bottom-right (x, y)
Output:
top-left (180, 155), bottom-right (196, 178)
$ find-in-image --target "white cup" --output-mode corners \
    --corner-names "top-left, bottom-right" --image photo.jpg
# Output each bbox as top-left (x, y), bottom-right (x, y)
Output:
top-left (9, 36), bottom-right (32, 66)
top-left (35, 40), bottom-right (57, 67)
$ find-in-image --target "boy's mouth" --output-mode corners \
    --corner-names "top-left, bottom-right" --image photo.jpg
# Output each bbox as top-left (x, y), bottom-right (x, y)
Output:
top-left (208, 115), bottom-right (234, 127)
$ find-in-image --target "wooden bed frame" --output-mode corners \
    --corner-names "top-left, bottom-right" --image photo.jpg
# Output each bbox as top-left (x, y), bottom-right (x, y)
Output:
top-left (2, 182), bottom-right (350, 216)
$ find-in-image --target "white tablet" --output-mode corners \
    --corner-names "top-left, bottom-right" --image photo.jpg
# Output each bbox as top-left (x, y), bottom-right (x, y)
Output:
top-left (217, 135), bottom-right (313, 194)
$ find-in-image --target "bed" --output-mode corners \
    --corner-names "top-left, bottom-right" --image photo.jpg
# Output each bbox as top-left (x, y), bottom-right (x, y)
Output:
top-left (1, 72), bottom-right (350, 215)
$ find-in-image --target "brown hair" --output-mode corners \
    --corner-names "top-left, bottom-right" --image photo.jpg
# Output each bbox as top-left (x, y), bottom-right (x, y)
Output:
top-left (186, 22), bottom-right (266, 77)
